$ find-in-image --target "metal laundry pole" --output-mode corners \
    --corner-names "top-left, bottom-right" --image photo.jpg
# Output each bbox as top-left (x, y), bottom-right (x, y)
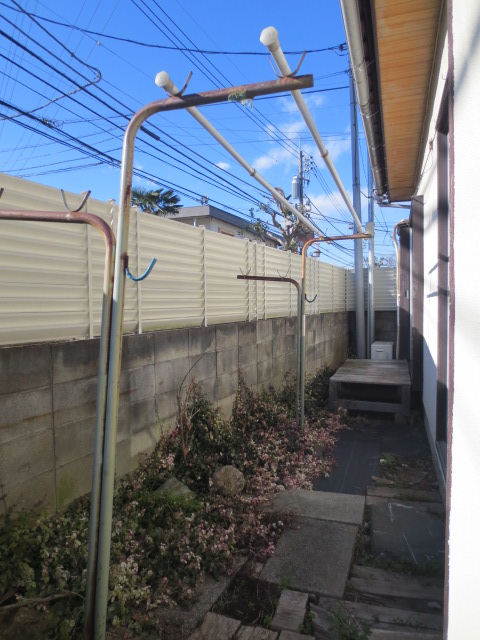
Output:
top-left (0, 207), bottom-right (116, 638)
top-left (88, 72), bottom-right (314, 640)
top-left (237, 274), bottom-right (302, 423)
top-left (300, 233), bottom-right (369, 426)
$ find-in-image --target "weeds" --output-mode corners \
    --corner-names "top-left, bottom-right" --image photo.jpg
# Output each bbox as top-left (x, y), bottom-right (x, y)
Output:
top-left (327, 603), bottom-right (370, 640)
top-left (299, 607), bottom-right (314, 635)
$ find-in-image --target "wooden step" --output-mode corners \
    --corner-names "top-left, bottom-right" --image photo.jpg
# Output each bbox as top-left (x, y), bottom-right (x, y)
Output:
top-left (348, 565), bottom-right (444, 602)
top-left (369, 630), bottom-right (442, 639)
top-left (271, 589), bottom-right (309, 633)
top-left (311, 598), bottom-right (443, 632)
top-left (366, 486), bottom-right (443, 503)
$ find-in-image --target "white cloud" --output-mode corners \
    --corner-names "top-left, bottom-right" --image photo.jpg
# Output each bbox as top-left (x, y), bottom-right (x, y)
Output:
top-left (324, 137), bottom-right (351, 161)
top-left (277, 92), bottom-right (325, 114)
top-left (304, 93), bottom-right (326, 110)
top-left (216, 161), bottom-right (230, 170)
top-left (253, 145), bottom-right (297, 172)
top-left (254, 118), bottom-right (350, 175)
top-left (309, 190), bottom-right (353, 220)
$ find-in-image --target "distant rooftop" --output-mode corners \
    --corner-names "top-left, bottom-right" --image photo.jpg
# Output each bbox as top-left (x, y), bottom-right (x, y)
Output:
top-left (166, 204), bottom-right (283, 244)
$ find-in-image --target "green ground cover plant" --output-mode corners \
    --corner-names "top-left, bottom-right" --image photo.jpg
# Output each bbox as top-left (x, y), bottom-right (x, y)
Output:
top-left (0, 367), bottom-right (343, 639)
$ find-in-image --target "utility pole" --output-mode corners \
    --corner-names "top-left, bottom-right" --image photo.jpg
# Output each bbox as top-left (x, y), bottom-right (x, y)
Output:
top-left (350, 68), bottom-right (366, 358)
top-left (298, 137), bottom-right (304, 215)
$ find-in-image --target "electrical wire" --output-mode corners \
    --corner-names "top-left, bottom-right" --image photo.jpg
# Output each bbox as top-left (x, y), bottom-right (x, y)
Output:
top-left (0, 29), bottom-right (273, 206)
top-left (0, 1), bottom-right (353, 263)
top-left (0, 1), bottom-right (345, 56)
top-left (2, 2), bottom-right (291, 201)
top-left (2, 0), bottom-right (346, 203)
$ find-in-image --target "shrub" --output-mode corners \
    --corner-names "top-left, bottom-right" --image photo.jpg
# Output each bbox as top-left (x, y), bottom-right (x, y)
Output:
top-left (0, 372), bottom-right (343, 637)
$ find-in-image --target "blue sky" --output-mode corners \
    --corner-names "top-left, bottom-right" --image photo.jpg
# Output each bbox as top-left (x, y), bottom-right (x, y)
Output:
top-left (0, 0), bottom-right (399, 266)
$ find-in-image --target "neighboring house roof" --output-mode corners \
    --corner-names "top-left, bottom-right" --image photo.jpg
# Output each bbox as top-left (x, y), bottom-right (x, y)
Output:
top-left (166, 204), bottom-right (283, 245)
top-left (344, 0), bottom-right (443, 202)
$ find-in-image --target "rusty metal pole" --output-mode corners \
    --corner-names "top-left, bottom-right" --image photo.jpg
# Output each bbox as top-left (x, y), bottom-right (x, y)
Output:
top-left (0, 209), bottom-right (115, 638)
top-left (301, 233), bottom-right (370, 425)
top-left (92, 73), bottom-right (314, 640)
top-left (237, 275), bottom-right (301, 423)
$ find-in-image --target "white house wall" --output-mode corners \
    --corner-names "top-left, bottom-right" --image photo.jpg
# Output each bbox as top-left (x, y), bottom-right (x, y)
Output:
top-left (447, 2), bottom-right (480, 638)
top-left (416, 23), bottom-right (448, 479)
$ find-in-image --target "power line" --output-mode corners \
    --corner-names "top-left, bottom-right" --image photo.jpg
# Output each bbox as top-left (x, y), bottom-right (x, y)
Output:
top-left (0, 1), bottom-right (353, 265)
top-left (0, 26), bottom-right (274, 206)
top-left (0, 2), bottom-right (345, 56)
top-left (2, 1), bottom-right (296, 201)
top-left (128, 0), bottom-right (299, 159)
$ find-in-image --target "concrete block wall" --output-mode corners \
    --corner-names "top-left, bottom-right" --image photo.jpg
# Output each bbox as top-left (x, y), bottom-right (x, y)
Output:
top-left (0, 312), bottom-right (348, 514)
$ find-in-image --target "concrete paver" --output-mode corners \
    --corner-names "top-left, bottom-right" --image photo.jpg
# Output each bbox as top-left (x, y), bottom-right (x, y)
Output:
top-left (270, 589), bottom-right (308, 632)
top-left (278, 631), bottom-right (314, 640)
top-left (260, 516), bottom-right (358, 598)
top-left (266, 488), bottom-right (365, 525)
top-left (187, 612), bottom-right (240, 640)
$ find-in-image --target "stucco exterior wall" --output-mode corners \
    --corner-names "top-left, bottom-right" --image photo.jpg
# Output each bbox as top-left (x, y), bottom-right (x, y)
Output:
top-left (0, 313), bottom-right (348, 514)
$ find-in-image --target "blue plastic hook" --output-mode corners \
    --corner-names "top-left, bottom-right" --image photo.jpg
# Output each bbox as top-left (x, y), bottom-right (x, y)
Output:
top-left (126, 257), bottom-right (157, 281)
top-left (305, 293), bottom-right (318, 303)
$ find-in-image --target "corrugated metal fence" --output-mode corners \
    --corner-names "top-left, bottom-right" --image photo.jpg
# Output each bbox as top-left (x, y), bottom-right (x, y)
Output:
top-left (0, 173), bottom-right (395, 346)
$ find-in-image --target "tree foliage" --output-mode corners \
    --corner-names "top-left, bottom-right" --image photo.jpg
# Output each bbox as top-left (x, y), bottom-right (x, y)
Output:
top-left (250, 188), bottom-right (314, 253)
top-left (131, 187), bottom-right (181, 216)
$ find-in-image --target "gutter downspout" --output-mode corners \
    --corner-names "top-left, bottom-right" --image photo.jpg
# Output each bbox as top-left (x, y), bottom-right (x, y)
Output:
top-left (156, 72), bottom-right (323, 239)
top-left (301, 233), bottom-right (369, 425)
top-left (367, 162), bottom-right (375, 353)
top-left (260, 27), bottom-right (364, 235)
top-left (393, 219), bottom-right (410, 359)
top-left (339, 1), bottom-right (385, 196)
top-left (350, 68), bottom-right (366, 358)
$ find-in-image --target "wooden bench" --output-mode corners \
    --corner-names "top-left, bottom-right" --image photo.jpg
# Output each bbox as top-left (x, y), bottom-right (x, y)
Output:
top-left (329, 359), bottom-right (411, 417)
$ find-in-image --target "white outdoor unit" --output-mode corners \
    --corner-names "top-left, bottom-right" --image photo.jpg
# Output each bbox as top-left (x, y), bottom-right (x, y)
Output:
top-left (371, 341), bottom-right (394, 360)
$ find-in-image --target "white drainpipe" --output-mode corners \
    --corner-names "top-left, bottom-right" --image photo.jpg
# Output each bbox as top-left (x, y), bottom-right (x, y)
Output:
top-left (393, 219), bottom-right (410, 359)
top-left (155, 72), bottom-right (323, 239)
top-left (339, 1), bottom-right (385, 196)
top-left (260, 26), bottom-right (365, 235)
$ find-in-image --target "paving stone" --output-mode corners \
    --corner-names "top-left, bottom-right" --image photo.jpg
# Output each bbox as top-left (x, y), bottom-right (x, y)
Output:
top-left (271, 589), bottom-right (308, 632)
top-left (371, 502), bottom-right (445, 564)
top-left (278, 631), bottom-right (315, 640)
top-left (157, 558), bottom-right (246, 640)
top-left (260, 517), bottom-right (358, 598)
top-left (266, 489), bottom-right (365, 526)
top-left (187, 612), bottom-right (240, 640)
top-left (236, 626), bottom-right (278, 639)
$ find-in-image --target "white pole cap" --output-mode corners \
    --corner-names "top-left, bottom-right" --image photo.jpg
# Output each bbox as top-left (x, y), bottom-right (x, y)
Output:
top-left (155, 71), bottom-right (177, 95)
top-left (260, 26), bottom-right (280, 52)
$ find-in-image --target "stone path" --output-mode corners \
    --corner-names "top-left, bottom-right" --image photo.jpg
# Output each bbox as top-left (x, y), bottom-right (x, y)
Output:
top-left (260, 489), bottom-right (364, 599)
top-left (183, 415), bottom-right (446, 639)
top-left (185, 489), bottom-right (363, 639)
top-left (187, 612), bottom-right (314, 640)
